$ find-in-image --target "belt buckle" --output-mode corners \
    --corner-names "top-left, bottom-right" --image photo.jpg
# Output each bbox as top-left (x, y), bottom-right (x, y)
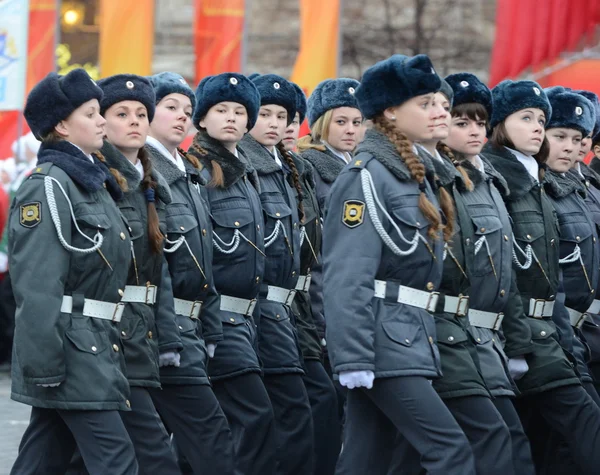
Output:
top-left (575, 313), bottom-right (588, 329)
top-left (145, 284), bottom-right (157, 305)
top-left (190, 300), bottom-right (203, 319)
top-left (246, 298), bottom-right (257, 316)
top-left (112, 302), bottom-right (125, 322)
top-left (285, 290), bottom-right (297, 306)
top-left (426, 292), bottom-right (440, 313)
top-left (493, 312), bottom-right (504, 331)
top-left (456, 295), bottom-right (469, 317)
top-left (532, 299), bottom-right (546, 318)
top-left (302, 274), bottom-right (312, 292)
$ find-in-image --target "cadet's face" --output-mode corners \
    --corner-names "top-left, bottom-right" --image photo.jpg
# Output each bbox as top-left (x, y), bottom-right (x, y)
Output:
top-left (445, 114), bottom-right (487, 158)
top-left (546, 127), bottom-right (582, 173)
top-left (387, 94), bottom-right (437, 141)
top-left (431, 93), bottom-right (451, 141)
top-left (578, 132), bottom-right (592, 162)
top-left (56, 99), bottom-right (106, 155)
top-left (282, 112), bottom-right (301, 151)
top-left (327, 107), bottom-right (363, 152)
top-left (104, 100), bottom-right (150, 154)
top-left (200, 101), bottom-right (248, 146)
top-left (150, 93), bottom-right (193, 149)
top-left (503, 108), bottom-right (546, 155)
top-left (250, 105), bottom-right (288, 147)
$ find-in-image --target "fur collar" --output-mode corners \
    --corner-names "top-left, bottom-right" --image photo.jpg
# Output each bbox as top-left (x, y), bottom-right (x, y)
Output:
top-left (291, 151), bottom-right (316, 189)
top-left (37, 140), bottom-right (123, 200)
top-left (544, 169), bottom-right (585, 199)
top-left (100, 141), bottom-right (171, 204)
top-left (146, 142), bottom-right (204, 188)
top-left (356, 129), bottom-right (414, 182)
top-left (415, 146), bottom-right (463, 191)
top-left (580, 162), bottom-right (600, 190)
top-left (456, 155), bottom-right (510, 198)
top-left (188, 131), bottom-right (247, 189)
top-left (301, 147), bottom-right (345, 184)
top-left (482, 143), bottom-right (536, 201)
top-left (589, 156), bottom-right (600, 175)
top-left (239, 134), bottom-right (282, 175)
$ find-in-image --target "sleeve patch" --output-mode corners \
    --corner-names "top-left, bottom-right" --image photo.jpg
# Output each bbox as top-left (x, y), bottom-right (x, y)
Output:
top-left (342, 200), bottom-right (365, 228)
top-left (20, 202), bottom-right (42, 228)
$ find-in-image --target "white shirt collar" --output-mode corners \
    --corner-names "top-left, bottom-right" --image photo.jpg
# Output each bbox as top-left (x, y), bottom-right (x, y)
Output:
top-left (575, 162), bottom-right (584, 178)
top-left (134, 159), bottom-right (144, 178)
top-left (472, 155), bottom-right (485, 173)
top-left (324, 142), bottom-right (351, 164)
top-left (271, 146), bottom-right (283, 168)
top-left (507, 147), bottom-right (539, 182)
top-left (69, 142), bottom-right (95, 163)
top-left (146, 136), bottom-right (186, 173)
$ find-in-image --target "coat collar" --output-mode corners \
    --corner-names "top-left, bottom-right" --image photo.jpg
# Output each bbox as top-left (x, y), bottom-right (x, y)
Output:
top-left (357, 128), bottom-right (416, 182)
top-left (580, 162), bottom-right (600, 190)
top-left (544, 169), bottom-right (585, 199)
top-left (100, 141), bottom-right (171, 204)
top-left (415, 145), bottom-right (463, 190)
top-left (37, 140), bottom-right (123, 200)
top-left (300, 147), bottom-right (345, 184)
top-left (239, 134), bottom-right (282, 175)
top-left (482, 143), bottom-right (536, 201)
top-left (456, 155), bottom-right (510, 198)
top-left (146, 142), bottom-right (204, 189)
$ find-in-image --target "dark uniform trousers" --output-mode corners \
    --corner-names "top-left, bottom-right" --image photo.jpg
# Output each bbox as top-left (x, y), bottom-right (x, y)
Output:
top-left (303, 360), bottom-right (342, 475)
top-left (11, 407), bottom-right (138, 475)
top-left (514, 384), bottom-right (600, 475)
top-left (336, 376), bottom-right (475, 475)
top-left (149, 384), bottom-right (234, 475)
top-left (212, 372), bottom-right (277, 475)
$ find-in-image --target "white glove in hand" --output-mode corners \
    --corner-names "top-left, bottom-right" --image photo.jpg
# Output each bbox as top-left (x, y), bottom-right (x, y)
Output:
top-left (339, 370), bottom-right (375, 389)
top-left (508, 356), bottom-right (529, 380)
top-left (159, 351), bottom-right (181, 368)
top-left (38, 382), bottom-right (61, 388)
top-left (207, 343), bottom-right (216, 359)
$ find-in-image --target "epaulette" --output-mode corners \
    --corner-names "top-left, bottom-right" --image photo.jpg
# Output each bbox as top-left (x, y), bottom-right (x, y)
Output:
top-left (348, 152), bottom-right (374, 170)
top-left (29, 162), bottom-right (53, 176)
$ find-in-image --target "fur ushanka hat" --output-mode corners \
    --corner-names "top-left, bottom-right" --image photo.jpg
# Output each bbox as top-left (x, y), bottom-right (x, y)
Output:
top-left (148, 72), bottom-right (196, 112)
top-left (251, 74), bottom-right (297, 126)
top-left (544, 86), bottom-right (595, 137)
top-left (97, 74), bottom-right (156, 122)
top-left (445, 72), bottom-right (492, 119)
top-left (307, 78), bottom-right (361, 127)
top-left (490, 79), bottom-right (552, 129)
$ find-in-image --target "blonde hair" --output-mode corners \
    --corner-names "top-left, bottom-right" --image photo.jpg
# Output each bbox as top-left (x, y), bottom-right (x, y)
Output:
top-left (297, 109), bottom-right (334, 152)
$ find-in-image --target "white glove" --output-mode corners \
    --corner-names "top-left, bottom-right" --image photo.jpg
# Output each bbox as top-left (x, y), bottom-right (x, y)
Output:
top-left (0, 252), bottom-right (8, 273)
top-left (508, 356), bottom-right (529, 380)
top-left (37, 382), bottom-right (61, 388)
top-left (339, 370), bottom-right (375, 389)
top-left (207, 343), bottom-right (216, 359)
top-left (159, 351), bottom-right (181, 367)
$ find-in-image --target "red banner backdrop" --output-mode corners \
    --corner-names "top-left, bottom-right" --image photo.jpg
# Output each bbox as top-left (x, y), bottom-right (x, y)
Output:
top-left (194, 0), bottom-right (245, 84)
top-left (0, 0), bottom-right (57, 160)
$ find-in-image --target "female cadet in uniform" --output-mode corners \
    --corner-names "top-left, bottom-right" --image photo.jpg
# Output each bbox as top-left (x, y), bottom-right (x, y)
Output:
top-left (323, 54), bottom-right (476, 475)
top-left (186, 73), bottom-right (277, 475)
top-left (239, 74), bottom-right (314, 475)
top-left (283, 83), bottom-right (342, 475)
top-left (483, 80), bottom-right (600, 475)
top-left (9, 69), bottom-right (138, 474)
top-left (96, 74), bottom-right (181, 473)
top-left (145, 72), bottom-right (234, 475)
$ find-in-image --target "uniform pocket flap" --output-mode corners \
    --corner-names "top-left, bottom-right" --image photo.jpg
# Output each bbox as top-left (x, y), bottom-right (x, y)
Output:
top-left (75, 212), bottom-right (112, 230)
top-left (557, 215), bottom-right (593, 243)
top-left (471, 215), bottom-right (503, 236)
top-left (468, 326), bottom-right (494, 345)
top-left (390, 206), bottom-right (430, 230)
top-left (166, 208), bottom-right (199, 234)
top-left (381, 320), bottom-right (421, 347)
top-left (211, 207), bottom-right (253, 229)
top-left (220, 312), bottom-right (248, 326)
top-left (527, 318), bottom-right (557, 340)
top-left (176, 314), bottom-right (198, 333)
top-left (516, 225), bottom-right (545, 243)
top-left (434, 318), bottom-right (469, 345)
top-left (261, 198), bottom-right (293, 220)
top-left (65, 329), bottom-right (108, 354)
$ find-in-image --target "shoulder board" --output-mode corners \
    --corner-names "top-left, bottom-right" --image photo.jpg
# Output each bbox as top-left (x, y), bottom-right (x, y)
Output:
top-left (348, 152), bottom-right (374, 170)
top-left (29, 162), bottom-right (53, 176)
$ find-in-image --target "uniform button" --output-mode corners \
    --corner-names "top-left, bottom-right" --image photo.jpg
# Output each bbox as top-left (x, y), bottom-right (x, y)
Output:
top-left (180, 226), bottom-right (185, 231)
top-left (235, 221), bottom-right (240, 226)
top-left (500, 289), bottom-right (506, 297)
top-left (204, 284), bottom-right (208, 290)
top-left (592, 289), bottom-right (596, 294)
top-left (477, 338), bottom-right (482, 342)
top-left (448, 336), bottom-right (454, 342)
top-left (120, 232), bottom-right (126, 240)
top-left (540, 331), bottom-right (547, 337)
top-left (465, 238), bottom-right (470, 245)
top-left (202, 229), bottom-right (207, 236)
top-left (404, 339), bottom-right (411, 344)
top-left (594, 237), bottom-right (597, 243)
top-left (91, 346), bottom-right (97, 352)
top-left (549, 295), bottom-right (555, 299)
top-left (293, 223), bottom-right (297, 229)
top-left (118, 289), bottom-right (124, 297)
top-left (492, 338), bottom-right (495, 343)
top-left (275, 212), bottom-right (281, 217)
top-left (128, 227), bottom-right (132, 233)
top-left (429, 336), bottom-right (434, 344)
top-left (526, 234), bottom-right (532, 240)
top-left (576, 236), bottom-right (581, 242)
top-left (292, 271), bottom-right (296, 277)
top-left (480, 227), bottom-right (486, 233)
top-left (276, 314), bottom-right (280, 319)
top-left (256, 276), bottom-right (260, 283)
top-left (103, 183), bottom-right (107, 188)
top-left (230, 318), bottom-right (235, 323)
top-left (551, 238), bottom-right (555, 245)
top-left (113, 344), bottom-right (119, 352)
top-left (504, 235), bottom-right (509, 241)
top-left (147, 331), bottom-right (153, 339)
top-left (178, 325), bottom-right (183, 330)
top-left (257, 225), bottom-right (260, 230)
top-left (426, 282), bottom-right (434, 291)
top-left (126, 399), bottom-right (131, 408)
top-left (415, 221), bottom-right (421, 227)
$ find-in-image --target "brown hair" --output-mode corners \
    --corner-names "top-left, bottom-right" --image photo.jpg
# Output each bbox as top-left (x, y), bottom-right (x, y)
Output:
top-left (187, 134), bottom-right (226, 188)
top-left (490, 121), bottom-right (549, 164)
top-left (138, 148), bottom-right (165, 254)
top-left (276, 141), bottom-right (305, 222)
top-left (41, 130), bottom-right (63, 143)
top-left (94, 151), bottom-right (129, 192)
top-left (297, 110), bottom-right (333, 153)
top-left (451, 103), bottom-right (489, 124)
top-left (436, 142), bottom-right (474, 192)
top-left (372, 116), bottom-right (454, 241)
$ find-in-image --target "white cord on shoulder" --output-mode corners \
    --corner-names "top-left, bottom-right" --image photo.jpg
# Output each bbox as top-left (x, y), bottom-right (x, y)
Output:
top-left (299, 225), bottom-right (306, 247)
top-left (264, 220), bottom-right (283, 248)
top-left (559, 244), bottom-right (581, 265)
top-left (360, 168), bottom-right (424, 256)
top-left (512, 236), bottom-right (533, 270)
top-left (164, 235), bottom-right (186, 253)
top-left (44, 176), bottom-right (104, 254)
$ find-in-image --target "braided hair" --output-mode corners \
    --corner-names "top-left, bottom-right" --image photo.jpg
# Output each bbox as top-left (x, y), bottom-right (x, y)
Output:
top-left (276, 141), bottom-right (305, 222)
top-left (436, 142), bottom-right (474, 192)
top-left (372, 116), bottom-right (455, 241)
top-left (138, 148), bottom-right (164, 254)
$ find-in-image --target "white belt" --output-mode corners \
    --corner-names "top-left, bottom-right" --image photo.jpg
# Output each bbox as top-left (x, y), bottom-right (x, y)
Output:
top-left (588, 300), bottom-right (600, 314)
top-left (528, 299), bottom-right (555, 318)
top-left (295, 274), bottom-right (312, 292)
top-left (566, 307), bottom-right (589, 329)
top-left (60, 296), bottom-right (125, 323)
top-left (374, 280), bottom-right (439, 313)
top-left (220, 295), bottom-right (257, 316)
top-left (122, 285), bottom-right (157, 305)
top-left (469, 309), bottom-right (504, 331)
top-left (265, 285), bottom-right (297, 306)
top-left (443, 295), bottom-right (469, 317)
top-left (174, 298), bottom-right (202, 319)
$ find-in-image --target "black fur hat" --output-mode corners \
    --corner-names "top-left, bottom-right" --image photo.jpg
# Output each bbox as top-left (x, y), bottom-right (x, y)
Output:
top-left (545, 86), bottom-right (595, 136)
top-left (445, 72), bottom-right (492, 119)
top-left (490, 79), bottom-right (551, 129)
top-left (573, 90), bottom-right (600, 140)
top-left (251, 74), bottom-right (297, 126)
top-left (97, 74), bottom-right (156, 122)
top-left (24, 68), bottom-right (103, 140)
top-left (306, 78), bottom-right (360, 127)
top-left (148, 72), bottom-right (196, 112)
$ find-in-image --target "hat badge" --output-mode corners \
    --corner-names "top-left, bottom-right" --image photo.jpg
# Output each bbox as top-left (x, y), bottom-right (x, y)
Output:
top-left (460, 81), bottom-right (469, 88)
top-left (229, 77), bottom-right (238, 85)
top-left (179, 78), bottom-right (187, 85)
top-left (576, 106), bottom-right (583, 116)
top-left (126, 81), bottom-right (135, 89)
top-left (273, 82), bottom-right (280, 90)
top-left (348, 87), bottom-right (355, 95)
top-left (533, 87), bottom-right (541, 96)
